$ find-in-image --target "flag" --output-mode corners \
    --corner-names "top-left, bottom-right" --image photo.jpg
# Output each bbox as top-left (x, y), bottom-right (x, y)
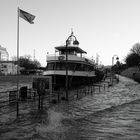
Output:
top-left (19, 9), bottom-right (35, 24)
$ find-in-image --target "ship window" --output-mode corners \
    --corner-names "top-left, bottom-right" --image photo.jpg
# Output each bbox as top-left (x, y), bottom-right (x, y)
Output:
top-left (60, 50), bottom-right (65, 55)
top-left (69, 63), bottom-right (76, 71)
top-left (69, 50), bottom-right (74, 55)
top-left (75, 63), bottom-right (81, 71)
top-left (61, 63), bottom-right (66, 70)
top-left (68, 63), bottom-right (85, 71)
top-left (47, 63), bottom-right (54, 70)
top-left (74, 51), bottom-right (77, 55)
top-left (48, 62), bottom-right (95, 71)
top-left (83, 64), bottom-right (90, 71)
top-left (80, 64), bottom-right (84, 71)
top-left (90, 66), bottom-right (94, 71)
top-left (55, 62), bottom-right (65, 70)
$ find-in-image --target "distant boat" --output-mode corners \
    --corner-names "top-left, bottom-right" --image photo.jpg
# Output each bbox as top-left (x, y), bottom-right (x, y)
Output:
top-left (43, 31), bottom-right (103, 90)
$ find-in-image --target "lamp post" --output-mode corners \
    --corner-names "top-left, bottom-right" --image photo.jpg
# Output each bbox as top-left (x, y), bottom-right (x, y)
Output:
top-left (65, 32), bottom-right (79, 101)
top-left (65, 39), bottom-right (69, 101)
top-left (111, 55), bottom-right (119, 85)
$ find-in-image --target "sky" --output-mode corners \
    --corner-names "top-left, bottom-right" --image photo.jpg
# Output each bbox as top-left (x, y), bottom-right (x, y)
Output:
top-left (1, 0), bottom-right (140, 66)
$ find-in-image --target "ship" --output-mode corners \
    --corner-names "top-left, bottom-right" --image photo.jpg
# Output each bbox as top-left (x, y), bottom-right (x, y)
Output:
top-left (43, 31), bottom-right (103, 90)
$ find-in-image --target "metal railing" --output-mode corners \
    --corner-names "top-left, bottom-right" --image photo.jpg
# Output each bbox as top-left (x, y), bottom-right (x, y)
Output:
top-left (0, 76), bottom-right (119, 122)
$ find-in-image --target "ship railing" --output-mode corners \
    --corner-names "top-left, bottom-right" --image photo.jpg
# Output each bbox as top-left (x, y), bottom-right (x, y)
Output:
top-left (47, 53), bottom-right (95, 64)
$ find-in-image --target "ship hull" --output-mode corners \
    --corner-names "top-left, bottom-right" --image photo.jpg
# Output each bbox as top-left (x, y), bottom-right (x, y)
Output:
top-left (47, 74), bottom-right (97, 90)
top-left (43, 69), bottom-right (104, 90)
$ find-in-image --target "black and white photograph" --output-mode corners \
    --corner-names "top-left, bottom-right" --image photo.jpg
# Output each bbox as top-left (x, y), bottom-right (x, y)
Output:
top-left (1, 0), bottom-right (140, 139)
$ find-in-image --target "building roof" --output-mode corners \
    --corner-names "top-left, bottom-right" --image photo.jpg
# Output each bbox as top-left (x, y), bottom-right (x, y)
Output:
top-left (0, 45), bottom-right (7, 51)
top-left (55, 46), bottom-right (87, 54)
top-left (0, 61), bottom-right (15, 63)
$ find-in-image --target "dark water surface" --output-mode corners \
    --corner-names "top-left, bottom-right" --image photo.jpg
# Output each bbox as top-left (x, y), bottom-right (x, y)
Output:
top-left (1, 76), bottom-right (140, 140)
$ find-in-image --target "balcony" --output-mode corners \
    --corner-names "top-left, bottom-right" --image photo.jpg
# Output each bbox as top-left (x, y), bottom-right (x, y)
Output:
top-left (46, 54), bottom-right (95, 64)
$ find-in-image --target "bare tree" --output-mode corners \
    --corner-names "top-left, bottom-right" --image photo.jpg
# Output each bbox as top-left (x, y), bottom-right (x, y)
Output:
top-left (131, 43), bottom-right (140, 56)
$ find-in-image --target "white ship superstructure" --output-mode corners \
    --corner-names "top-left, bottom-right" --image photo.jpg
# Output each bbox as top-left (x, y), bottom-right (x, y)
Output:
top-left (43, 32), bottom-right (97, 89)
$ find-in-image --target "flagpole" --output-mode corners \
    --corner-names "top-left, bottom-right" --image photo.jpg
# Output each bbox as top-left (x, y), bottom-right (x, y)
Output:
top-left (16, 7), bottom-right (20, 117)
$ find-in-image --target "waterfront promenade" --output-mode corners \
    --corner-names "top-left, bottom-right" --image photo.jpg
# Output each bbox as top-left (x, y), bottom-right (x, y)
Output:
top-left (0, 75), bottom-right (140, 139)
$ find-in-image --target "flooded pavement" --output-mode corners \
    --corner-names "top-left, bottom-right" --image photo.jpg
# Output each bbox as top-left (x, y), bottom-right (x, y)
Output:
top-left (1, 76), bottom-right (140, 139)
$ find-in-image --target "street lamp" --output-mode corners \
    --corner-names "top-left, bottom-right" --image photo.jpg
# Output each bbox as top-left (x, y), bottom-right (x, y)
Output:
top-left (111, 55), bottom-right (119, 85)
top-left (65, 32), bottom-right (79, 101)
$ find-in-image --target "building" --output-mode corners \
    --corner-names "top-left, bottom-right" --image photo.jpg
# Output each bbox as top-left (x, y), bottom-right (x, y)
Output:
top-left (0, 45), bottom-right (9, 61)
top-left (0, 61), bottom-right (17, 75)
top-left (0, 45), bottom-right (18, 75)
